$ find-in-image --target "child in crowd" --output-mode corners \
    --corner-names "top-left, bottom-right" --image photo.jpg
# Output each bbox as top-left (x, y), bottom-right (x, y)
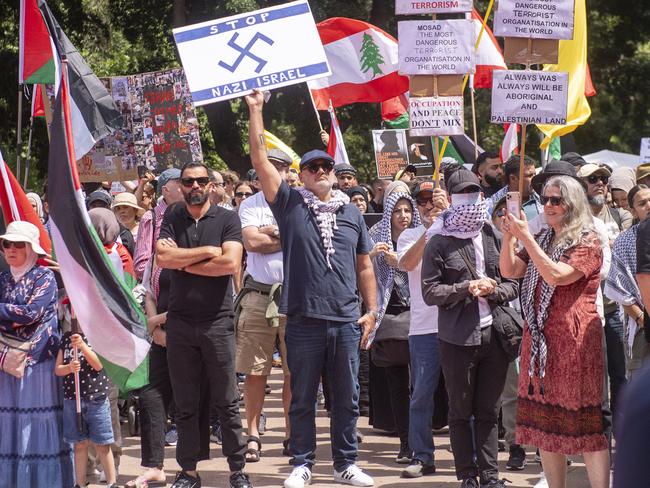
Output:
top-left (55, 331), bottom-right (118, 488)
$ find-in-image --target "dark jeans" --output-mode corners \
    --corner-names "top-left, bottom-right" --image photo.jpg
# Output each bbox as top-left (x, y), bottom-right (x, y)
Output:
top-left (439, 326), bottom-right (509, 483)
top-left (604, 309), bottom-right (626, 421)
top-left (166, 316), bottom-right (246, 472)
top-left (384, 365), bottom-right (411, 448)
top-left (285, 318), bottom-right (361, 471)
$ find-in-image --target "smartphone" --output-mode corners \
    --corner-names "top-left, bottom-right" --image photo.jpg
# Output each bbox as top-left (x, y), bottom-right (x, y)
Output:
top-left (506, 191), bottom-right (521, 217)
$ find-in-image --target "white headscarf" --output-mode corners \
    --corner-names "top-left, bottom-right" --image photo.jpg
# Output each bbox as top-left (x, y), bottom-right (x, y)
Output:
top-left (9, 242), bottom-right (39, 282)
top-left (26, 192), bottom-right (44, 222)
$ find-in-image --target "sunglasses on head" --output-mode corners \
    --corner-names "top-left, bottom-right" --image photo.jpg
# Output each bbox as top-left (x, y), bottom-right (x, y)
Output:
top-left (304, 161), bottom-right (334, 174)
top-left (540, 195), bottom-right (564, 206)
top-left (587, 175), bottom-right (609, 185)
top-left (180, 176), bottom-right (210, 188)
top-left (1, 240), bottom-right (26, 250)
top-left (235, 191), bottom-right (253, 198)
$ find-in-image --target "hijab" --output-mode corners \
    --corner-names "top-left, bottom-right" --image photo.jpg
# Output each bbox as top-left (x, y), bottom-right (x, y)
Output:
top-left (89, 207), bottom-right (120, 245)
top-left (9, 243), bottom-right (39, 282)
top-left (26, 192), bottom-right (44, 222)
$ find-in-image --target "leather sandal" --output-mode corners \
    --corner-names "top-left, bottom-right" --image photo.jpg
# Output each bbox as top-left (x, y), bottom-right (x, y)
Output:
top-left (244, 436), bottom-right (262, 462)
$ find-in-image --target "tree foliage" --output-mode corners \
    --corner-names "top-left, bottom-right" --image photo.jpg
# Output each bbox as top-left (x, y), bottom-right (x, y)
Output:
top-left (0, 0), bottom-right (648, 191)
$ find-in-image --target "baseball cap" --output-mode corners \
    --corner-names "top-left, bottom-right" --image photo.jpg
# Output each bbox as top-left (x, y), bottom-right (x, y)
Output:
top-left (393, 164), bottom-right (417, 181)
top-left (157, 168), bottom-right (181, 190)
top-left (86, 190), bottom-right (112, 209)
top-left (577, 163), bottom-right (612, 179)
top-left (334, 163), bottom-right (357, 177)
top-left (412, 180), bottom-right (435, 197)
top-left (246, 168), bottom-right (258, 181)
top-left (561, 152), bottom-right (587, 168)
top-left (445, 169), bottom-right (481, 194)
top-left (531, 160), bottom-right (586, 194)
top-left (299, 149), bottom-right (335, 170)
top-left (267, 148), bottom-right (292, 166)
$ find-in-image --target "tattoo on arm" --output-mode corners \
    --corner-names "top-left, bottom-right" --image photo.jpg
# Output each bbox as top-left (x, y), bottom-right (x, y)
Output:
top-left (258, 134), bottom-right (266, 150)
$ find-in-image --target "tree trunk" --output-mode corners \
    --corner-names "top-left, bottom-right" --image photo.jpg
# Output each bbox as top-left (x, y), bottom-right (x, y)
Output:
top-left (172, 0), bottom-right (186, 27)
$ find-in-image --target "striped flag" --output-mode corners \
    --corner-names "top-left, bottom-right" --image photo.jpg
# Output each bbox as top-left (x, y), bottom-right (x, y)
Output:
top-left (500, 123), bottom-right (519, 162)
top-left (19, 0), bottom-right (56, 84)
top-left (46, 54), bottom-right (149, 393)
top-left (38, 0), bottom-right (122, 159)
top-left (308, 18), bottom-right (409, 109)
top-left (327, 104), bottom-right (350, 166)
top-left (0, 150), bottom-right (52, 256)
top-left (470, 9), bottom-right (506, 89)
top-left (31, 84), bottom-right (46, 118)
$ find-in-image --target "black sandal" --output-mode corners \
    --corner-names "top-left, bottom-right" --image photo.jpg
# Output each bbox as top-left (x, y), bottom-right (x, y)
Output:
top-left (245, 436), bottom-right (262, 462)
top-left (282, 438), bottom-right (290, 457)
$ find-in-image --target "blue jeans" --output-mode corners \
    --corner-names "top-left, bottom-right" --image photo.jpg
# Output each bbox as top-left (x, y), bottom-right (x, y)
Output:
top-left (285, 318), bottom-right (361, 471)
top-left (408, 333), bottom-right (441, 466)
top-left (63, 396), bottom-right (114, 445)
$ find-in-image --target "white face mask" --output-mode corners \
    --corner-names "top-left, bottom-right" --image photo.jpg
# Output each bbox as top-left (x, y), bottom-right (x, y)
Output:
top-left (451, 192), bottom-right (482, 207)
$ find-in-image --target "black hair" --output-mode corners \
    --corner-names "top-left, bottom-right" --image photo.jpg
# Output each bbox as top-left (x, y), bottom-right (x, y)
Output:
top-left (504, 155), bottom-right (537, 180)
top-left (472, 151), bottom-right (500, 174)
top-left (628, 184), bottom-right (650, 209)
top-left (180, 162), bottom-right (209, 178)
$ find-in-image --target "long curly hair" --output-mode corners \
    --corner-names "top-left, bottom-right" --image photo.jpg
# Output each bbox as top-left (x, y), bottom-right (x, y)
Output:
top-left (543, 175), bottom-right (595, 249)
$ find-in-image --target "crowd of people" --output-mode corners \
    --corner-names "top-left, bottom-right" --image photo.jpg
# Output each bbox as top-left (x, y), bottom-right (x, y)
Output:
top-left (1, 89), bottom-right (650, 488)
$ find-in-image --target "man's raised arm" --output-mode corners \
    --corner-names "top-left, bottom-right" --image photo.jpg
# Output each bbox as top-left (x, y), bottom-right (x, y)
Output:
top-left (245, 91), bottom-right (282, 204)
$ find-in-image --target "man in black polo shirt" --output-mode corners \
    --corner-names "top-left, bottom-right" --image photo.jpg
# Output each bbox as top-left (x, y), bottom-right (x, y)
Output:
top-left (156, 162), bottom-right (252, 488)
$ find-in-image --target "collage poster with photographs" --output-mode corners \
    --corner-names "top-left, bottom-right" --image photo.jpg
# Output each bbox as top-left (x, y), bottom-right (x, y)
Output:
top-left (79, 68), bottom-right (203, 182)
top-left (372, 129), bottom-right (436, 179)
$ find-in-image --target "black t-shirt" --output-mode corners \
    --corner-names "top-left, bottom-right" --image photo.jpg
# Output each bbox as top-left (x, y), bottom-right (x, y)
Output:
top-left (269, 182), bottom-right (372, 322)
top-left (158, 203), bottom-right (242, 324)
top-left (60, 332), bottom-right (110, 400)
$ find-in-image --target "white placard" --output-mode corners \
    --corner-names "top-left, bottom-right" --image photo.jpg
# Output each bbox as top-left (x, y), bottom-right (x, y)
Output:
top-left (172, 0), bottom-right (330, 106)
top-left (398, 20), bottom-right (475, 75)
top-left (409, 96), bottom-right (464, 136)
top-left (493, 0), bottom-right (575, 40)
top-left (491, 70), bottom-right (568, 125)
top-left (396, 0), bottom-right (473, 14)
top-left (640, 138), bottom-right (650, 164)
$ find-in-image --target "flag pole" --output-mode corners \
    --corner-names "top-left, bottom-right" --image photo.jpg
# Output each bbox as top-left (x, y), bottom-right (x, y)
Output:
top-left (69, 306), bottom-right (84, 434)
top-left (306, 84), bottom-right (324, 132)
top-left (23, 116), bottom-right (34, 188)
top-left (470, 85), bottom-right (479, 161)
top-left (16, 86), bottom-right (24, 182)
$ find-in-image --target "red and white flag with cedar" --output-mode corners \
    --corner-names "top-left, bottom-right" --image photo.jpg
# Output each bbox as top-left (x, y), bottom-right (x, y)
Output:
top-left (308, 17), bottom-right (409, 109)
top-left (326, 104), bottom-right (350, 166)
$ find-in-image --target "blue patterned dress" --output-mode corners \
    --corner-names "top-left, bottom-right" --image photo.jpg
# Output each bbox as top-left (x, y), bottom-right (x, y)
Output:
top-left (0, 265), bottom-right (73, 488)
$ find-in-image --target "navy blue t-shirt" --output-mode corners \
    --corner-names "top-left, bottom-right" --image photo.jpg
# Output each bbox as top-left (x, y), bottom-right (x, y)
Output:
top-left (269, 181), bottom-right (372, 322)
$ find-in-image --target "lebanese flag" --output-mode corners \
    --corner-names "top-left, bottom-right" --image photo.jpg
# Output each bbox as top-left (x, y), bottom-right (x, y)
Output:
top-left (46, 45), bottom-right (149, 393)
top-left (470, 9), bottom-right (506, 89)
top-left (327, 104), bottom-right (350, 166)
top-left (500, 123), bottom-right (519, 162)
top-left (0, 150), bottom-right (52, 256)
top-left (308, 18), bottom-right (409, 109)
top-left (19, 0), bottom-right (56, 84)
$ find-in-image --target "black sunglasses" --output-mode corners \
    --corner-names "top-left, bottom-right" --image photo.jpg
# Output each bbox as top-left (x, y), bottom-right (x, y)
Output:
top-left (416, 196), bottom-right (434, 206)
top-left (304, 161), bottom-right (334, 174)
top-left (587, 175), bottom-right (609, 185)
top-left (181, 177), bottom-right (210, 188)
top-left (2, 240), bottom-right (26, 250)
top-left (540, 195), bottom-right (564, 206)
top-left (235, 191), bottom-right (253, 198)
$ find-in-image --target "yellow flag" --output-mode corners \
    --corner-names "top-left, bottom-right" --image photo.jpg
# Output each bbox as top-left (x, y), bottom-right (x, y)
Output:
top-left (536, 0), bottom-right (591, 149)
top-left (264, 130), bottom-right (301, 171)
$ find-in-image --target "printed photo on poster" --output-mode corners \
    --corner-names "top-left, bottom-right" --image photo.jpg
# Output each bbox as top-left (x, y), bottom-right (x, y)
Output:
top-left (405, 134), bottom-right (435, 177)
top-left (372, 130), bottom-right (409, 179)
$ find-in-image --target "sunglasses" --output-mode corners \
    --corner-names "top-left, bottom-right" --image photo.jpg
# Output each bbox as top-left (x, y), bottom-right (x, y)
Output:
top-left (416, 196), bottom-right (434, 206)
top-left (540, 195), bottom-right (564, 206)
top-left (495, 208), bottom-right (506, 218)
top-left (1, 240), bottom-right (27, 250)
top-left (235, 192), bottom-right (253, 198)
top-left (304, 161), bottom-right (334, 174)
top-left (586, 175), bottom-right (609, 185)
top-left (180, 177), bottom-right (210, 188)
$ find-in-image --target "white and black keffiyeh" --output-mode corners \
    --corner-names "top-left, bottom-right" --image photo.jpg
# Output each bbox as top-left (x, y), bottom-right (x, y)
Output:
top-left (368, 192), bottom-right (421, 332)
top-left (426, 195), bottom-right (489, 241)
top-left (520, 227), bottom-right (568, 395)
top-left (297, 186), bottom-right (350, 270)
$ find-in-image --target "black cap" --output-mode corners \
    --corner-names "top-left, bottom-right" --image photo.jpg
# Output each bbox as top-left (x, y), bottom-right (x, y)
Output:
top-left (86, 190), bottom-right (112, 209)
top-left (446, 169), bottom-right (481, 194)
top-left (531, 160), bottom-right (587, 194)
top-left (334, 163), bottom-right (357, 176)
top-left (299, 149), bottom-right (335, 169)
top-left (345, 186), bottom-right (368, 202)
top-left (561, 152), bottom-right (587, 168)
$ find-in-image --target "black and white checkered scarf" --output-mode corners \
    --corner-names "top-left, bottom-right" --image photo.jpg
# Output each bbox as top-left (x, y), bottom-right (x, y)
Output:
top-left (520, 227), bottom-right (567, 394)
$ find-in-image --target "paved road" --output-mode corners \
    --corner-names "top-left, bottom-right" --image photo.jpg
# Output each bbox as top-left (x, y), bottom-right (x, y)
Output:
top-left (98, 369), bottom-right (592, 488)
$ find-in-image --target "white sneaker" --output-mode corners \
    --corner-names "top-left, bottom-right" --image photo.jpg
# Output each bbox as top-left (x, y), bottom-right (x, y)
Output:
top-left (534, 471), bottom-right (549, 488)
top-left (333, 465), bottom-right (374, 487)
top-left (99, 466), bottom-right (119, 483)
top-left (284, 464), bottom-right (312, 488)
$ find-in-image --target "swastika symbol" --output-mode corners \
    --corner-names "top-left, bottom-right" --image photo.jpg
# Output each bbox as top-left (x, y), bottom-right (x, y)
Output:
top-left (218, 32), bottom-right (274, 74)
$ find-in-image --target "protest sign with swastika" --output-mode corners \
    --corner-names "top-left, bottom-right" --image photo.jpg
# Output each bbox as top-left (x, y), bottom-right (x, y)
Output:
top-left (173, 0), bottom-right (331, 106)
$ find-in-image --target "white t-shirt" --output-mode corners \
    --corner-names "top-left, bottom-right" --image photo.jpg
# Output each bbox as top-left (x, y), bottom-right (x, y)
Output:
top-left (238, 192), bottom-right (284, 285)
top-left (472, 232), bottom-right (493, 328)
top-left (396, 226), bottom-right (439, 335)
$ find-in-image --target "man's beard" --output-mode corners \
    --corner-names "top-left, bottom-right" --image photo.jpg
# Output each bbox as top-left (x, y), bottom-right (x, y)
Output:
top-left (588, 194), bottom-right (606, 207)
top-left (185, 190), bottom-right (208, 206)
top-left (483, 173), bottom-right (502, 191)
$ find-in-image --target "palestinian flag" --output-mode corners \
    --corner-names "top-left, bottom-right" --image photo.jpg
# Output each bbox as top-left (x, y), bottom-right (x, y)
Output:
top-left (39, 0), bottom-right (122, 159)
top-left (0, 149), bottom-right (52, 256)
top-left (47, 57), bottom-right (149, 393)
top-left (308, 18), bottom-right (409, 109)
top-left (19, 0), bottom-right (56, 84)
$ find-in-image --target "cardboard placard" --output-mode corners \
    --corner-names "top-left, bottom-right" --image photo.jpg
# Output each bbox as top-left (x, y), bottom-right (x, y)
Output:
top-left (372, 129), bottom-right (438, 179)
top-left (490, 70), bottom-right (568, 125)
top-left (409, 96), bottom-right (464, 137)
top-left (395, 0), bottom-right (473, 14)
top-left (409, 74), bottom-right (464, 96)
top-left (641, 138), bottom-right (650, 164)
top-left (493, 0), bottom-right (575, 40)
top-left (173, 0), bottom-right (330, 106)
top-left (398, 20), bottom-right (475, 75)
top-left (504, 37), bottom-right (559, 65)
top-left (81, 69), bottom-right (203, 182)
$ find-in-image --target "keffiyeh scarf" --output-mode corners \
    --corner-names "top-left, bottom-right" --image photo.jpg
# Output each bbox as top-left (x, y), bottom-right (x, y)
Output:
top-left (426, 192), bottom-right (489, 241)
top-left (368, 192), bottom-right (421, 330)
top-left (520, 227), bottom-right (568, 394)
top-left (297, 186), bottom-right (350, 269)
